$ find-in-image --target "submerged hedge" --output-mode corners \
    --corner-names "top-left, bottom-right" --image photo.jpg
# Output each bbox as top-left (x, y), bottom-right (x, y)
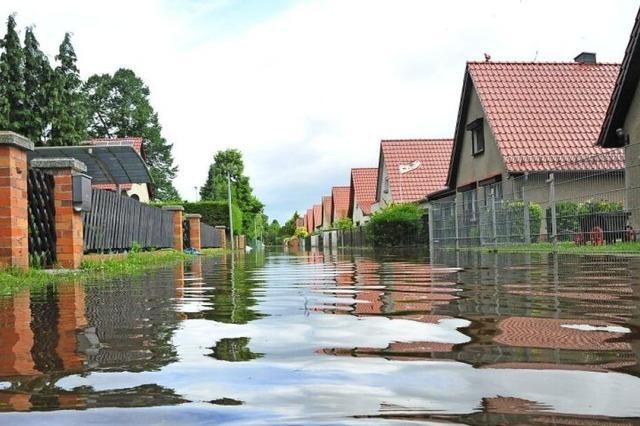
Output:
top-left (366, 203), bottom-right (425, 247)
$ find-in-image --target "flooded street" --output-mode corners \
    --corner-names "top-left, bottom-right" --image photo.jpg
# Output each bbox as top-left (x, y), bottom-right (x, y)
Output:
top-left (1, 249), bottom-right (639, 425)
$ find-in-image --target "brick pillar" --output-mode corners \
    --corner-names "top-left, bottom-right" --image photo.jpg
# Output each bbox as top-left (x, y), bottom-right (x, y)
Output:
top-left (185, 213), bottom-right (201, 250)
top-left (0, 132), bottom-right (34, 270)
top-left (162, 205), bottom-right (184, 251)
top-left (30, 158), bottom-right (87, 269)
top-left (215, 226), bottom-right (226, 249)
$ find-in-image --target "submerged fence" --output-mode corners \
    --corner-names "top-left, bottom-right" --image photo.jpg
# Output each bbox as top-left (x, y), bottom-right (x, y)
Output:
top-left (201, 223), bottom-right (225, 248)
top-left (83, 189), bottom-right (174, 252)
top-left (430, 149), bottom-right (639, 250)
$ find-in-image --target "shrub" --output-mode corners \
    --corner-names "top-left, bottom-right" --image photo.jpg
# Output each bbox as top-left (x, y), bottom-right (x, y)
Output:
top-left (366, 203), bottom-right (423, 247)
top-left (294, 227), bottom-right (309, 238)
top-left (333, 218), bottom-right (353, 230)
top-left (546, 200), bottom-right (624, 240)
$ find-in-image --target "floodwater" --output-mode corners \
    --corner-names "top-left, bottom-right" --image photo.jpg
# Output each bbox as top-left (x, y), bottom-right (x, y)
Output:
top-left (0, 249), bottom-right (639, 425)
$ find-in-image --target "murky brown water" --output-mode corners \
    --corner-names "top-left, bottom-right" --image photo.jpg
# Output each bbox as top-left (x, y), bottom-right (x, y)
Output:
top-left (0, 249), bottom-right (639, 425)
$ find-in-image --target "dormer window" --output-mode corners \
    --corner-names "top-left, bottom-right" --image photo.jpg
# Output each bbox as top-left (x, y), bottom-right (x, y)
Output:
top-left (466, 118), bottom-right (485, 156)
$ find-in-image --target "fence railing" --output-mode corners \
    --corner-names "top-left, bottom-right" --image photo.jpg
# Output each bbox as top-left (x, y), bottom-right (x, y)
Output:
top-left (430, 149), bottom-right (638, 250)
top-left (83, 189), bottom-right (174, 252)
top-left (201, 223), bottom-right (225, 248)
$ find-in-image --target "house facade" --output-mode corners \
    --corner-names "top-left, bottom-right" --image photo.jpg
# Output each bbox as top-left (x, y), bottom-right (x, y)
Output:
top-left (306, 208), bottom-right (315, 234)
top-left (598, 9), bottom-right (640, 230)
top-left (331, 186), bottom-right (350, 225)
top-left (313, 204), bottom-right (322, 231)
top-left (321, 196), bottom-right (332, 229)
top-left (373, 139), bottom-right (453, 211)
top-left (348, 167), bottom-right (377, 226)
top-left (86, 138), bottom-right (151, 202)
top-left (431, 55), bottom-right (625, 241)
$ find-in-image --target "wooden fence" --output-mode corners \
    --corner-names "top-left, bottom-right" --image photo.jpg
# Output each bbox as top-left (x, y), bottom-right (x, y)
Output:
top-left (200, 222), bottom-right (226, 248)
top-left (83, 189), bottom-right (174, 252)
top-left (336, 227), bottom-right (368, 247)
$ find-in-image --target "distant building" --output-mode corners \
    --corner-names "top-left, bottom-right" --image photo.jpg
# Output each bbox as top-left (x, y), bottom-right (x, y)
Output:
top-left (598, 9), bottom-right (640, 229)
top-left (313, 204), bottom-right (322, 231)
top-left (321, 196), bottom-right (332, 229)
top-left (306, 208), bottom-right (315, 234)
top-left (373, 139), bottom-right (453, 211)
top-left (85, 138), bottom-right (151, 202)
top-left (348, 167), bottom-right (377, 226)
top-left (331, 186), bottom-right (350, 225)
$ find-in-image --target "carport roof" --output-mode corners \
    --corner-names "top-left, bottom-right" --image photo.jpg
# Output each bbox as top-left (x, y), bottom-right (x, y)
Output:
top-left (28, 145), bottom-right (153, 185)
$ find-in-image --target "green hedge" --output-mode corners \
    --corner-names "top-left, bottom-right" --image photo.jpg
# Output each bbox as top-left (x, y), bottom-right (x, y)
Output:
top-left (366, 203), bottom-right (424, 247)
top-left (547, 200), bottom-right (623, 239)
top-left (153, 201), bottom-right (243, 235)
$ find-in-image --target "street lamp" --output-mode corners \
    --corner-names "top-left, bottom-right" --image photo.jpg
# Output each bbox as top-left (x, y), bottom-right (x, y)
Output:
top-left (398, 160), bottom-right (421, 203)
top-left (227, 172), bottom-right (235, 251)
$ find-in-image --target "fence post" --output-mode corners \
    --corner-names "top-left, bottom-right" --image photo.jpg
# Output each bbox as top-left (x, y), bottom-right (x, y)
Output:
top-left (215, 226), bottom-right (227, 249)
top-left (0, 132), bottom-right (33, 270)
top-left (185, 214), bottom-right (201, 251)
top-left (162, 205), bottom-right (184, 251)
top-left (31, 158), bottom-right (88, 269)
top-left (491, 188), bottom-right (498, 247)
top-left (547, 173), bottom-right (558, 252)
top-left (428, 204), bottom-right (435, 253)
top-left (522, 185), bottom-right (531, 244)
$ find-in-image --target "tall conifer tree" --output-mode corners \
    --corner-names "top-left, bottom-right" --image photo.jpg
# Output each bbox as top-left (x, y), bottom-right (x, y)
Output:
top-left (0, 14), bottom-right (26, 132)
top-left (50, 32), bottom-right (86, 145)
top-left (23, 26), bottom-right (53, 144)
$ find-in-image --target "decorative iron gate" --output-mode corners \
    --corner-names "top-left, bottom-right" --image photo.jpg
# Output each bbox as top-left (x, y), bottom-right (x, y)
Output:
top-left (183, 219), bottom-right (191, 249)
top-left (27, 168), bottom-right (56, 267)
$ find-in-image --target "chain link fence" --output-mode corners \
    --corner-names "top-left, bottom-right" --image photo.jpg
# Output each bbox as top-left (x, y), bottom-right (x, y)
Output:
top-left (429, 147), bottom-right (638, 251)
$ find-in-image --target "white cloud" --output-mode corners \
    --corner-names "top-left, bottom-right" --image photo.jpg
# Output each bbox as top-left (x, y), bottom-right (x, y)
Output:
top-left (0, 0), bottom-right (637, 221)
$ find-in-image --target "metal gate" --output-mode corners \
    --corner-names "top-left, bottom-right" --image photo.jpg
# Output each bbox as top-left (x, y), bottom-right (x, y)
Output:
top-left (183, 218), bottom-right (191, 249)
top-left (27, 168), bottom-right (56, 267)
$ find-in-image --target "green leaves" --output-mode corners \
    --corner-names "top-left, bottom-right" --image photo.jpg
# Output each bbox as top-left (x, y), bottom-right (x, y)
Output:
top-left (84, 68), bottom-right (180, 200)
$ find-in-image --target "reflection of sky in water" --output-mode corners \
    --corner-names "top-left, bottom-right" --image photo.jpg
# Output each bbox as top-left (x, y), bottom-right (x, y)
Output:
top-left (3, 251), bottom-right (640, 424)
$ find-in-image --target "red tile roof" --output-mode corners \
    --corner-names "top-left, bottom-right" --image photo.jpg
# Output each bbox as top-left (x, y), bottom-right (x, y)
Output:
top-left (350, 168), bottom-right (378, 215)
top-left (379, 139), bottom-right (453, 202)
top-left (322, 196), bottom-right (332, 227)
top-left (86, 137), bottom-right (145, 191)
top-left (467, 61), bottom-right (624, 172)
top-left (331, 186), bottom-right (350, 222)
top-left (306, 208), bottom-right (314, 233)
top-left (313, 204), bottom-right (322, 229)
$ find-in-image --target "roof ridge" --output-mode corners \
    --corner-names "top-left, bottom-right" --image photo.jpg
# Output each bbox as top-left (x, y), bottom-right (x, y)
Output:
top-left (467, 61), bottom-right (620, 66)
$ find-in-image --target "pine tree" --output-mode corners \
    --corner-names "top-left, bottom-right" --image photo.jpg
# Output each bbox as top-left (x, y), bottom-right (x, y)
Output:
top-left (23, 26), bottom-right (53, 144)
top-left (50, 32), bottom-right (87, 146)
top-left (0, 14), bottom-right (26, 132)
top-left (84, 68), bottom-right (180, 200)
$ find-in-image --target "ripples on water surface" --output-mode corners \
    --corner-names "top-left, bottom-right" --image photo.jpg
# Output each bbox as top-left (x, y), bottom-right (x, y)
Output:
top-left (0, 249), bottom-right (639, 425)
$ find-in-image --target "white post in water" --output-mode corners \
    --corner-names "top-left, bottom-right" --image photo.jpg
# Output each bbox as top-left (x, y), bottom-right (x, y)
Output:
top-left (227, 172), bottom-right (235, 251)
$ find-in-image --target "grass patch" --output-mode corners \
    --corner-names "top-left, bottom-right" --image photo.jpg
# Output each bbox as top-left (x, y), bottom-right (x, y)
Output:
top-left (462, 241), bottom-right (640, 255)
top-left (0, 248), bottom-right (227, 294)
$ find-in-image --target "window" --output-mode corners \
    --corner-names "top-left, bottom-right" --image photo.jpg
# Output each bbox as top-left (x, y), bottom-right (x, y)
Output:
top-left (383, 176), bottom-right (389, 194)
top-left (462, 189), bottom-right (477, 222)
top-left (466, 118), bottom-right (485, 156)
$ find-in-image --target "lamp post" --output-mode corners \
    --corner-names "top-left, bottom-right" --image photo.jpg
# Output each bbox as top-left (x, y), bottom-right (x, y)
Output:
top-left (227, 172), bottom-right (235, 251)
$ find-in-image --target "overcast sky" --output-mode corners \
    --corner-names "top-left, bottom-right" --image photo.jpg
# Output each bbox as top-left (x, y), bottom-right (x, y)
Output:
top-left (1, 0), bottom-right (638, 222)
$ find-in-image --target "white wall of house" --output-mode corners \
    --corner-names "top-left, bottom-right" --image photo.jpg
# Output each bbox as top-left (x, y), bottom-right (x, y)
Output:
top-left (351, 198), bottom-right (370, 226)
top-left (125, 183), bottom-right (150, 203)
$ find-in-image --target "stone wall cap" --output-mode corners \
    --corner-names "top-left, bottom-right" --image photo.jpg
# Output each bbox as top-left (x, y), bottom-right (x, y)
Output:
top-left (0, 131), bottom-right (34, 151)
top-left (214, 225), bottom-right (227, 229)
top-left (185, 213), bottom-right (202, 219)
top-left (162, 205), bottom-right (185, 211)
top-left (30, 157), bottom-right (87, 173)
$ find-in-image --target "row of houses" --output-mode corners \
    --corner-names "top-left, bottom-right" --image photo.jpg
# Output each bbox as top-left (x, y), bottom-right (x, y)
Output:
top-left (300, 8), bottom-right (640, 242)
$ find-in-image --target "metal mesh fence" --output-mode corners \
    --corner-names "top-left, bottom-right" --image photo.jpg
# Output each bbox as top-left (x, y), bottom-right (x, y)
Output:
top-left (429, 147), bottom-right (638, 251)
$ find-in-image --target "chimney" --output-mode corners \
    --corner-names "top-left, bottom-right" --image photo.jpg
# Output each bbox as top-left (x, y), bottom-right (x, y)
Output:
top-left (574, 52), bottom-right (596, 64)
